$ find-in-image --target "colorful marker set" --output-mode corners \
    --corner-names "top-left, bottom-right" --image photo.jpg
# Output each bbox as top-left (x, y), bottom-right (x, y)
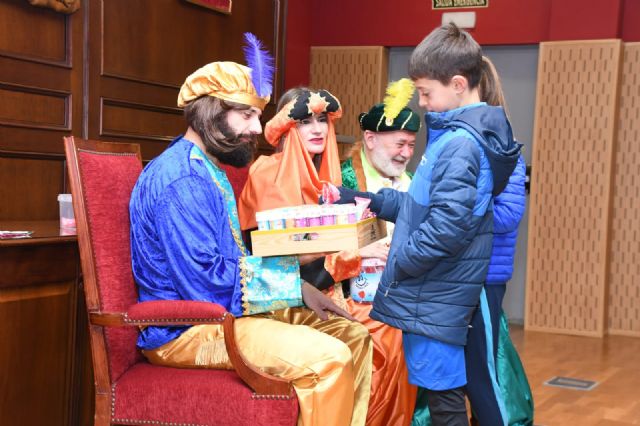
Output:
top-left (255, 204), bottom-right (360, 231)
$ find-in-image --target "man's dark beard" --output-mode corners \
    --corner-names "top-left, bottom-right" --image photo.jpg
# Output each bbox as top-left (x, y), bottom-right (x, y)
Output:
top-left (207, 134), bottom-right (256, 167)
top-left (202, 117), bottom-right (257, 167)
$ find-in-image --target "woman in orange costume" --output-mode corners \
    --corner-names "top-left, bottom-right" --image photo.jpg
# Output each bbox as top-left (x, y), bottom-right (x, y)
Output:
top-left (238, 87), bottom-right (416, 426)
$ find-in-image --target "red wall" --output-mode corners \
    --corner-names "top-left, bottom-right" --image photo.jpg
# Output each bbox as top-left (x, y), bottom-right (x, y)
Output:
top-left (621, 0), bottom-right (640, 41)
top-left (284, 0), bottom-right (639, 89)
top-left (548, 0), bottom-right (623, 41)
top-left (283, 0), bottom-right (311, 89)
top-left (309, 0), bottom-right (552, 46)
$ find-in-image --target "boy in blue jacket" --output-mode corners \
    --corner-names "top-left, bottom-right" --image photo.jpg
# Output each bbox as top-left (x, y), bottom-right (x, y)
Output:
top-left (412, 57), bottom-right (533, 426)
top-left (337, 24), bottom-right (521, 425)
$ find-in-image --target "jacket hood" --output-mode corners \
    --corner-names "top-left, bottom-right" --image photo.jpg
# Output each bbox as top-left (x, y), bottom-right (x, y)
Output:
top-left (427, 103), bottom-right (522, 195)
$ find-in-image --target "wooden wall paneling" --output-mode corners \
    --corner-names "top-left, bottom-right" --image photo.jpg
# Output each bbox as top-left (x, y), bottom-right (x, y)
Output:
top-left (0, 237), bottom-right (80, 425)
top-left (608, 42), bottom-right (640, 337)
top-left (100, 98), bottom-right (184, 142)
top-left (0, 0), bottom-right (84, 221)
top-left (525, 40), bottom-right (622, 337)
top-left (0, 0), bottom-right (66, 63)
top-left (87, 0), bottom-right (286, 161)
top-left (70, 290), bottom-right (95, 426)
top-left (310, 46), bottom-right (389, 141)
top-left (0, 155), bottom-right (65, 220)
top-left (0, 0), bottom-right (84, 152)
top-left (0, 83), bottom-right (69, 132)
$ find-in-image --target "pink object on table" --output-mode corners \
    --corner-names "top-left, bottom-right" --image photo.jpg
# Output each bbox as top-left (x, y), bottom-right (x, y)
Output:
top-left (0, 230), bottom-right (33, 239)
top-left (294, 217), bottom-right (308, 227)
top-left (60, 217), bottom-right (76, 229)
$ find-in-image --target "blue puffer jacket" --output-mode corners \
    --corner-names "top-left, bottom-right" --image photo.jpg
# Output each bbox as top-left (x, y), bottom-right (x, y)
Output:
top-left (486, 155), bottom-right (526, 284)
top-left (370, 103), bottom-right (521, 346)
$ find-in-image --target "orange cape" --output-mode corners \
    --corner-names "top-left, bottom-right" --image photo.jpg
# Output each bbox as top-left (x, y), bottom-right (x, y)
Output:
top-left (238, 121), bottom-right (342, 230)
top-left (238, 90), bottom-right (343, 230)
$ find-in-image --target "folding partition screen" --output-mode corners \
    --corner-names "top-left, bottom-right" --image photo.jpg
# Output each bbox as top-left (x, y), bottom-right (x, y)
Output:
top-left (526, 40), bottom-right (622, 336)
top-left (608, 42), bottom-right (640, 337)
top-left (310, 46), bottom-right (388, 143)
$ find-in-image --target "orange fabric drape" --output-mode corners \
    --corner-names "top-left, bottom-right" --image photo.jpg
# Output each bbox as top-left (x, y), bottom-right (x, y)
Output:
top-left (347, 301), bottom-right (417, 426)
top-left (238, 121), bottom-right (342, 230)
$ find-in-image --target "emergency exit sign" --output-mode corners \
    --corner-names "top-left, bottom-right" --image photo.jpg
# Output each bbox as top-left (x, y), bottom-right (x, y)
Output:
top-left (433, 0), bottom-right (488, 9)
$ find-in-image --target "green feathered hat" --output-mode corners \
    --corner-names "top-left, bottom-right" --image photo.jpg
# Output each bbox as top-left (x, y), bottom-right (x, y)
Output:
top-left (358, 78), bottom-right (421, 133)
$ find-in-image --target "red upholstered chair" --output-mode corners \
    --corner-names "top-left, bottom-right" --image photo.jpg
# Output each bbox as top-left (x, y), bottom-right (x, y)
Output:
top-left (219, 163), bottom-right (250, 203)
top-left (63, 137), bottom-right (298, 426)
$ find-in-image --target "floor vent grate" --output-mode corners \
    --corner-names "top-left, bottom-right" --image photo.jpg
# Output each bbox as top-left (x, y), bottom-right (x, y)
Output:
top-left (544, 376), bottom-right (598, 391)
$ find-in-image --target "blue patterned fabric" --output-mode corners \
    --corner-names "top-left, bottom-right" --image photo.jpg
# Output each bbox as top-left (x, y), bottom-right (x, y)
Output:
top-left (240, 256), bottom-right (302, 315)
top-left (130, 137), bottom-right (301, 350)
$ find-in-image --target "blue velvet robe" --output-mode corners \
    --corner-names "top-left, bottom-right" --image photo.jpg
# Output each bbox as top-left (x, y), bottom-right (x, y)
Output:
top-left (130, 137), bottom-right (301, 350)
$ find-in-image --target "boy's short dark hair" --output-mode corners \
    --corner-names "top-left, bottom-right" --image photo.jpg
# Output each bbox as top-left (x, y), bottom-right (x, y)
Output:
top-left (409, 23), bottom-right (483, 89)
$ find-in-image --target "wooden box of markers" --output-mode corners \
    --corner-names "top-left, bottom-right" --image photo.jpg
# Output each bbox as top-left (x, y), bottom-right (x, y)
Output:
top-left (251, 217), bottom-right (387, 257)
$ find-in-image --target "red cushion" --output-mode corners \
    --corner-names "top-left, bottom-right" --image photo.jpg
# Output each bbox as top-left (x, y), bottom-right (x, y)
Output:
top-left (113, 363), bottom-right (298, 426)
top-left (126, 300), bottom-right (228, 323)
top-left (219, 164), bottom-right (249, 202)
top-left (78, 151), bottom-right (143, 381)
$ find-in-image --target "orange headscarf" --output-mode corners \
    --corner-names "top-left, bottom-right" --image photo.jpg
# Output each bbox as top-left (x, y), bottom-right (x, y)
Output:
top-left (238, 90), bottom-right (343, 230)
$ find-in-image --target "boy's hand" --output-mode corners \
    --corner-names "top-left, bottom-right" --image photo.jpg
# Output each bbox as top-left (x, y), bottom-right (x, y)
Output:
top-left (335, 186), bottom-right (360, 205)
top-left (327, 186), bottom-right (384, 215)
top-left (320, 185), bottom-right (361, 205)
top-left (301, 282), bottom-right (356, 321)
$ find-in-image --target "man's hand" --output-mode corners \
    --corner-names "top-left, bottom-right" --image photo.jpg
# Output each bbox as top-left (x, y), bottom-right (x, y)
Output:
top-left (297, 252), bottom-right (332, 266)
top-left (358, 240), bottom-right (390, 262)
top-left (301, 282), bottom-right (356, 321)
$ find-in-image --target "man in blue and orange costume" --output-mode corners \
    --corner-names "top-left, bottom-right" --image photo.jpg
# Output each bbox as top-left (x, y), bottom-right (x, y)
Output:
top-left (340, 79), bottom-right (421, 426)
top-left (128, 33), bottom-right (372, 426)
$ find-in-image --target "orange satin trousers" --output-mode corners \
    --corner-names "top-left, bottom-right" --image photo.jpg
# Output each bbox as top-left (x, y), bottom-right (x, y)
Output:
top-left (143, 307), bottom-right (373, 426)
top-left (347, 300), bottom-right (418, 426)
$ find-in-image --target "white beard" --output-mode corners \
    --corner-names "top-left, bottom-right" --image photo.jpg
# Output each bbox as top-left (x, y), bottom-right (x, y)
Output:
top-left (369, 148), bottom-right (408, 178)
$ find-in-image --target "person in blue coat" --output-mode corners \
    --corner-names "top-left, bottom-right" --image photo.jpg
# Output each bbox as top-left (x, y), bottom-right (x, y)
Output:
top-left (463, 155), bottom-right (526, 426)
top-left (412, 56), bottom-right (533, 426)
top-left (462, 56), bottom-right (532, 426)
top-left (336, 24), bottom-right (521, 426)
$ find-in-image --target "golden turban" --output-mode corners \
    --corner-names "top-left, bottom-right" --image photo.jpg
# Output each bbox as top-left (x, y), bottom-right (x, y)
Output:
top-left (177, 62), bottom-right (269, 110)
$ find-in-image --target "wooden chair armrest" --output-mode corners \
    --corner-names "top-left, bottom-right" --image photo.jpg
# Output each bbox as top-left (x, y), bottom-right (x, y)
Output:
top-left (222, 313), bottom-right (293, 397)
